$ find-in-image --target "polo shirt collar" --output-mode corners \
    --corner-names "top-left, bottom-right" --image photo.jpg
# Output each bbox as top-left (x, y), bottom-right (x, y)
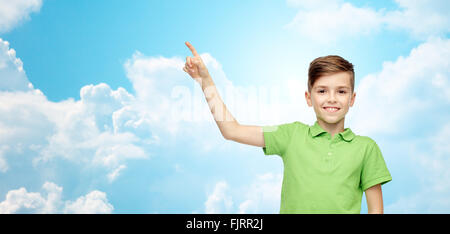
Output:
top-left (310, 121), bottom-right (355, 142)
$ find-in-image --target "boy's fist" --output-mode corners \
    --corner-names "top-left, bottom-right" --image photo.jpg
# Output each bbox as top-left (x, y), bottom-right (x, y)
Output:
top-left (183, 41), bottom-right (211, 80)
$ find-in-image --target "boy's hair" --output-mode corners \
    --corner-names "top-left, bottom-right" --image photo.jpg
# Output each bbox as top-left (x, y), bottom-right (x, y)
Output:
top-left (308, 55), bottom-right (355, 93)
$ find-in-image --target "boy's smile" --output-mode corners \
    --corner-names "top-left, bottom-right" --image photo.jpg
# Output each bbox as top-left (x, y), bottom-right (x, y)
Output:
top-left (323, 106), bottom-right (340, 113)
top-left (305, 72), bottom-right (356, 136)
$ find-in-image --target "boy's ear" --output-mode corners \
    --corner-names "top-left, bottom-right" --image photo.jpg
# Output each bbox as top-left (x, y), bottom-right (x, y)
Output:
top-left (305, 91), bottom-right (312, 107)
top-left (349, 92), bottom-right (356, 107)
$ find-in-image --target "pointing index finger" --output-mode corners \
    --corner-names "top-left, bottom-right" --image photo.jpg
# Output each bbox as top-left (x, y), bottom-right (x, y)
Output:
top-left (185, 41), bottom-right (199, 57)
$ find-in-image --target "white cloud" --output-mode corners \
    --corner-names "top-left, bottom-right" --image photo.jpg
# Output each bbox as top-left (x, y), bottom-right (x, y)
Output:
top-left (63, 190), bottom-right (114, 214)
top-left (285, 2), bottom-right (383, 43)
top-left (0, 182), bottom-right (113, 214)
top-left (0, 90), bottom-right (54, 172)
top-left (0, 39), bottom-right (51, 174)
top-left (0, 39), bottom-right (150, 180)
top-left (32, 85), bottom-right (150, 177)
top-left (202, 173), bottom-right (282, 214)
top-left (107, 164), bottom-right (127, 183)
top-left (21, 84), bottom-right (150, 166)
top-left (0, 0), bottom-right (42, 32)
top-left (0, 187), bottom-right (45, 213)
top-left (238, 173), bottom-right (282, 214)
top-left (415, 123), bottom-right (450, 194)
top-left (80, 83), bottom-right (134, 131)
top-left (348, 37), bottom-right (450, 135)
top-left (0, 145), bottom-right (9, 172)
top-left (0, 38), bottom-right (34, 92)
top-left (386, 123), bottom-right (450, 213)
top-left (385, 0), bottom-right (450, 38)
top-left (204, 181), bottom-right (233, 214)
top-left (285, 0), bottom-right (450, 42)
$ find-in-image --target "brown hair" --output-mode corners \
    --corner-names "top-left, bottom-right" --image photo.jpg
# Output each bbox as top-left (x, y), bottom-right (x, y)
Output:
top-left (308, 55), bottom-right (354, 93)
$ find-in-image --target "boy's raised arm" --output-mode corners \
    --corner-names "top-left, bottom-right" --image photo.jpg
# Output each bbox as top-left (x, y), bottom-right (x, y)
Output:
top-left (183, 41), bottom-right (265, 147)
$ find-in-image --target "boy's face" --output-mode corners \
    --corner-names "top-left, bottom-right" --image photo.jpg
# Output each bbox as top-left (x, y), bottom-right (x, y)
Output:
top-left (305, 72), bottom-right (356, 125)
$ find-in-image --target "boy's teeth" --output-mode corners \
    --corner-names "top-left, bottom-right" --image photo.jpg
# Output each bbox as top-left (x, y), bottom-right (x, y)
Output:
top-left (325, 107), bottom-right (339, 111)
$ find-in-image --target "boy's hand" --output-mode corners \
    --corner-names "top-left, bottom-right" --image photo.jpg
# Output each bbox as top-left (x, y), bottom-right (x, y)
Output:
top-left (183, 41), bottom-right (211, 81)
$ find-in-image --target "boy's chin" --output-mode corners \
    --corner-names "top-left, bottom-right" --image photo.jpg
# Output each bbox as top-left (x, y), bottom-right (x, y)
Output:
top-left (318, 116), bottom-right (345, 124)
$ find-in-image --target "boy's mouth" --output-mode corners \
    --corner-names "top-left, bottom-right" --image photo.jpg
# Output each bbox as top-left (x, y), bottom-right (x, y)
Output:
top-left (323, 107), bottom-right (340, 113)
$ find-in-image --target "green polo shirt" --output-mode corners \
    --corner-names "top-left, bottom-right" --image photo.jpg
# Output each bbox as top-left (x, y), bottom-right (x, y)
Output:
top-left (262, 121), bottom-right (392, 214)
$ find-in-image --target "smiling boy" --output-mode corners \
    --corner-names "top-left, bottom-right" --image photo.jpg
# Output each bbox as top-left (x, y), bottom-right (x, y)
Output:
top-left (183, 42), bottom-right (392, 214)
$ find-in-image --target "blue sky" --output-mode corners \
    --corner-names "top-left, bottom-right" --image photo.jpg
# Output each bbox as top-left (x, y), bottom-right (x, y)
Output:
top-left (4, 0), bottom-right (416, 102)
top-left (0, 0), bottom-right (449, 213)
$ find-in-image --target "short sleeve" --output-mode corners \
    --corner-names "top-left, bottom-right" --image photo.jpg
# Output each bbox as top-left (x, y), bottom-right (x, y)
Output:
top-left (360, 140), bottom-right (392, 191)
top-left (261, 122), bottom-right (297, 157)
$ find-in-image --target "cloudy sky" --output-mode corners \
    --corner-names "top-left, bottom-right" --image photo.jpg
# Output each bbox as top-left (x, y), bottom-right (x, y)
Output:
top-left (0, 0), bottom-right (449, 214)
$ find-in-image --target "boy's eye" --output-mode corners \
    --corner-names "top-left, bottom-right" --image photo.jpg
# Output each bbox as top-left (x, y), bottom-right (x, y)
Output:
top-left (316, 89), bottom-right (347, 94)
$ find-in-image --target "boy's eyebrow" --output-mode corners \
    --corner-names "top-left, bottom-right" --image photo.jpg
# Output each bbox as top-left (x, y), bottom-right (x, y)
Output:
top-left (315, 85), bottom-right (350, 89)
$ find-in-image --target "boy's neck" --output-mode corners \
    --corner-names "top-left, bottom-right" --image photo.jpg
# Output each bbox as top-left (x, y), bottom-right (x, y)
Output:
top-left (317, 118), bottom-right (345, 138)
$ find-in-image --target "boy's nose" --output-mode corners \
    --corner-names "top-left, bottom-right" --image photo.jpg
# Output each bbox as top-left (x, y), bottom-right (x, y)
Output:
top-left (327, 92), bottom-right (337, 102)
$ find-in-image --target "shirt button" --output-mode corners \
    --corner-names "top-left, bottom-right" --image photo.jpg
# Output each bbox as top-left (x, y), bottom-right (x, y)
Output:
top-left (328, 152), bottom-right (332, 156)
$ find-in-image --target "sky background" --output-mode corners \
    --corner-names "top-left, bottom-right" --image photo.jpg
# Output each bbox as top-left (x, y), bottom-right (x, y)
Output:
top-left (0, 0), bottom-right (449, 213)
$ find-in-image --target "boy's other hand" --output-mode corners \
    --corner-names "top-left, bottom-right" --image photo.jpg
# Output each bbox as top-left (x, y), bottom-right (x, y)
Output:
top-left (183, 41), bottom-right (211, 81)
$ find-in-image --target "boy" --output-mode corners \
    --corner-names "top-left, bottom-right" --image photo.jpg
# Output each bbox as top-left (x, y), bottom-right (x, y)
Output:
top-left (183, 41), bottom-right (392, 214)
